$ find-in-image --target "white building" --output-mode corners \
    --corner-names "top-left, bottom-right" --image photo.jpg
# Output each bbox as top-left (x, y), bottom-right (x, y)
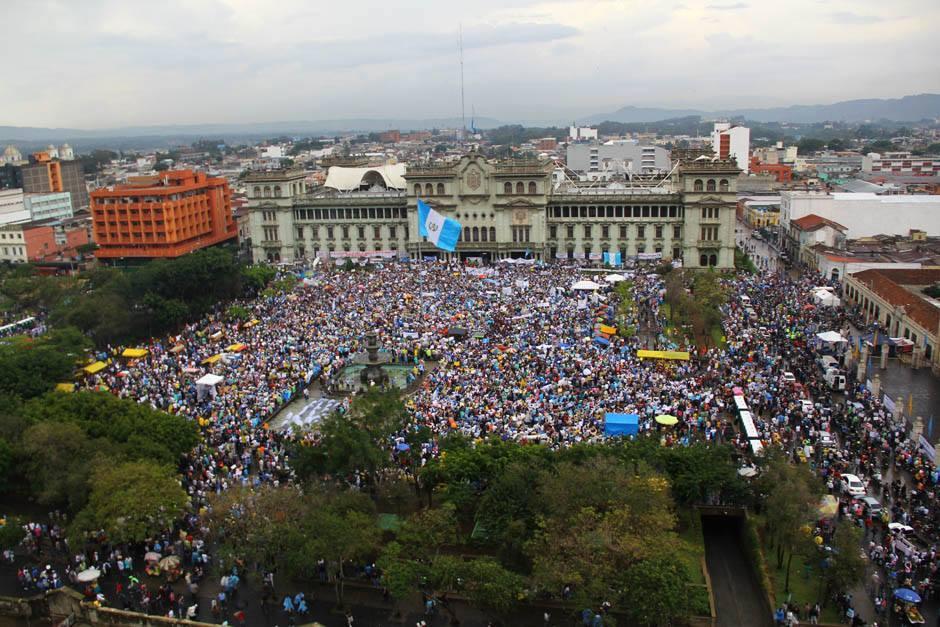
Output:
top-left (568, 126), bottom-right (598, 142)
top-left (0, 223), bottom-right (27, 263)
top-left (261, 145), bottom-right (285, 160)
top-left (23, 192), bottom-right (73, 222)
top-left (712, 122), bottom-right (750, 173)
top-left (0, 189), bottom-right (29, 225)
top-left (780, 191), bottom-right (940, 239)
top-left (862, 151), bottom-right (940, 175)
top-left (566, 140), bottom-right (671, 175)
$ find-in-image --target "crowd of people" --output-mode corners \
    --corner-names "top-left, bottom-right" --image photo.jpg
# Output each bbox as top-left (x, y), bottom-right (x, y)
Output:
top-left (1, 251), bottom-right (937, 625)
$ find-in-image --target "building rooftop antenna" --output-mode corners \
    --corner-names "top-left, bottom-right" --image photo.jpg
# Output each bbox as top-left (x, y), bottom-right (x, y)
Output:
top-left (459, 25), bottom-right (466, 142)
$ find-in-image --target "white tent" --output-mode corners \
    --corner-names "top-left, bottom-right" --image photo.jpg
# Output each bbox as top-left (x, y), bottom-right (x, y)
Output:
top-left (572, 280), bottom-right (602, 291)
top-left (196, 373), bottom-right (224, 402)
top-left (604, 273), bottom-right (626, 283)
top-left (813, 290), bottom-right (841, 307)
top-left (816, 331), bottom-right (847, 344)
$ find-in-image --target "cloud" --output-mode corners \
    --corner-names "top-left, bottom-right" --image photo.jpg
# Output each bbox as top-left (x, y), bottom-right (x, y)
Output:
top-left (706, 2), bottom-right (748, 10)
top-left (828, 11), bottom-right (882, 24)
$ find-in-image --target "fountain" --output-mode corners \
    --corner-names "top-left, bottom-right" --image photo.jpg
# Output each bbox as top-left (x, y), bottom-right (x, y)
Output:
top-left (359, 331), bottom-right (390, 388)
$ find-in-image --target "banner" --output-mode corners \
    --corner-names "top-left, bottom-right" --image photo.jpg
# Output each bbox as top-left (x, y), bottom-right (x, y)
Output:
top-left (329, 250), bottom-right (396, 259)
top-left (918, 435), bottom-right (936, 463)
top-left (637, 252), bottom-right (663, 261)
top-left (636, 349), bottom-right (691, 361)
top-left (883, 394), bottom-right (896, 413)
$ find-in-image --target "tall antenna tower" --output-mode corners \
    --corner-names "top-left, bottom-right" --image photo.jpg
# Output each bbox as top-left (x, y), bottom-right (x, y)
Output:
top-left (458, 24), bottom-right (466, 141)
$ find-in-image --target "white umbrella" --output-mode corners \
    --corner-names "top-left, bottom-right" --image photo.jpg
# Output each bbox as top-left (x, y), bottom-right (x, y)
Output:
top-left (144, 551), bottom-right (162, 562)
top-left (572, 280), bottom-right (602, 291)
top-left (604, 274), bottom-right (626, 283)
top-left (77, 568), bottom-right (101, 583)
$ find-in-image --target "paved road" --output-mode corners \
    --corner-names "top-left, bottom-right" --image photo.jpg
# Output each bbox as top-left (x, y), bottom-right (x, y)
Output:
top-left (702, 517), bottom-right (772, 627)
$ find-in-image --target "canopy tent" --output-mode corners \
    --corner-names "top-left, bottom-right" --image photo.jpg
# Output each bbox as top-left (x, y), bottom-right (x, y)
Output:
top-left (121, 348), bottom-right (149, 359)
top-left (196, 373), bottom-right (224, 402)
top-left (604, 413), bottom-right (639, 436)
top-left (816, 331), bottom-right (847, 344)
top-left (604, 273), bottom-right (626, 283)
top-left (572, 280), bottom-right (602, 291)
top-left (812, 290), bottom-right (841, 307)
top-left (55, 383), bottom-right (75, 393)
top-left (83, 361), bottom-right (107, 375)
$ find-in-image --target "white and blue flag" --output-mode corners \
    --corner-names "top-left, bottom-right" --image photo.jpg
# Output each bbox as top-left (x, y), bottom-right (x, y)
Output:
top-left (418, 199), bottom-right (461, 252)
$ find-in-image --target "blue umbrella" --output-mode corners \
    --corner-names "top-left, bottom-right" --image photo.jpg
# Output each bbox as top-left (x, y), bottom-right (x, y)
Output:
top-left (396, 442), bottom-right (411, 452)
top-left (893, 588), bottom-right (921, 604)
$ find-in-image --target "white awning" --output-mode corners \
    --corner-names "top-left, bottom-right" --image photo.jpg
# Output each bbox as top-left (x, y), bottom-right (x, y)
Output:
top-left (195, 374), bottom-right (224, 387)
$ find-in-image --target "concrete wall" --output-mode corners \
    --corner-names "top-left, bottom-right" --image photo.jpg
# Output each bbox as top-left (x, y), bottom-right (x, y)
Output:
top-left (782, 191), bottom-right (940, 238)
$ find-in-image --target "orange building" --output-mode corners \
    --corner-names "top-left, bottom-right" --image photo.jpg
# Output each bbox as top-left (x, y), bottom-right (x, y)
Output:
top-left (749, 157), bottom-right (793, 183)
top-left (90, 170), bottom-right (236, 259)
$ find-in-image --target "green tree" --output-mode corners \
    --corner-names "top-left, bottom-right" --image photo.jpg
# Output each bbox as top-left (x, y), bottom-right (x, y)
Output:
top-left (622, 554), bottom-right (692, 625)
top-left (826, 138), bottom-right (847, 151)
top-left (0, 438), bottom-right (14, 494)
top-left (459, 557), bottom-right (526, 621)
top-left (823, 525), bottom-right (866, 599)
top-left (70, 460), bottom-right (188, 546)
top-left (0, 328), bottom-right (88, 399)
top-left (760, 451), bottom-right (823, 592)
top-left (300, 490), bottom-right (381, 608)
top-left (797, 138), bottom-right (826, 154)
top-left (21, 421), bottom-right (95, 510)
top-left (22, 391), bottom-right (198, 465)
top-left (0, 516), bottom-right (25, 551)
top-left (241, 264), bottom-right (277, 294)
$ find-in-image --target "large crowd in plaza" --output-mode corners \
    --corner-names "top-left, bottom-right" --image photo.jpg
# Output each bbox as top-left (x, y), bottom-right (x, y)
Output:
top-left (4, 254), bottom-right (939, 625)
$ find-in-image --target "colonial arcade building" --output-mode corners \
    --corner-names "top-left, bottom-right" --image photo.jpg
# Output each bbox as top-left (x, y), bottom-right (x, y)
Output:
top-left (246, 153), bottom-right (738, 268)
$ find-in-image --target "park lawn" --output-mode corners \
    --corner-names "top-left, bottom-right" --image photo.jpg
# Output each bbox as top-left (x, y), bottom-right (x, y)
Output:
top-left (763, 544), bottom-right (841, 623)
top-left (677, 517), bottom-right (712, 617)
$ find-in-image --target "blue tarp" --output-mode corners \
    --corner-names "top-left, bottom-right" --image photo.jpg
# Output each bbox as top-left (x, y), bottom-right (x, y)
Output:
top-left (604, 413), bottom-right (639, 436)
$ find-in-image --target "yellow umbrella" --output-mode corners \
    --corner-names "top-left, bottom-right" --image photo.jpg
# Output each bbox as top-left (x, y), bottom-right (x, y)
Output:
top-left (655, 414), bottom-right (678, 426)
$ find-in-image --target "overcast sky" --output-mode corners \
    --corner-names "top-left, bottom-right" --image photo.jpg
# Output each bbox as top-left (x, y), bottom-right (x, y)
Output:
top-left (2, 0), bottom-right (939, 128)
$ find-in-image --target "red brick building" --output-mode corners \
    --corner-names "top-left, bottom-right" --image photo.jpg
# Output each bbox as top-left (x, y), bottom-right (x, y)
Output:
top-left (90, 170), bottom-right (235, 259)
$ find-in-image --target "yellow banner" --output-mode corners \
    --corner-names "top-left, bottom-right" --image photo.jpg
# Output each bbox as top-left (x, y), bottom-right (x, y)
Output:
top-left (636, 350), bottom-right (691, 361)
top-left (599, 324), bottom-right (617, 335)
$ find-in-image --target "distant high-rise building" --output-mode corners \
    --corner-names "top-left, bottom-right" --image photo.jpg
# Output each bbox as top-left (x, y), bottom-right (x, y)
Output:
top-left (24, 192), bottom-right (74, 222)
top-left (90, 170), bottom-right (236, 260)
top-left (378, 130), bottom-right (401, 143)
top-left (17, 153), bottom-right (89, 209)
top-left (712, 122), bottom-right (750, 173)
top-left (566, 140), bottom-right (670, 175)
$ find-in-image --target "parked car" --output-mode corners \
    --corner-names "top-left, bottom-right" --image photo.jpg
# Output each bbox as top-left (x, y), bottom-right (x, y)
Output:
top-left (818, 431), bottom-right (836, 450)
top-left (782, 371), bottom-right (796, 383)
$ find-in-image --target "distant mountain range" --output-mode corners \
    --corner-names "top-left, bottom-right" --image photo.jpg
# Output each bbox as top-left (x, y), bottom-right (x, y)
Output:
top-left (1, 94), bottom-right (938, 150)
top-left (584, 94), bottom-right (940, 124)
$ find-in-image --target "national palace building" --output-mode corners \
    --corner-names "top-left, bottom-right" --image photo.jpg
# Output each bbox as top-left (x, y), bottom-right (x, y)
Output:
top-left (245, 152), bottom-right (739, 268)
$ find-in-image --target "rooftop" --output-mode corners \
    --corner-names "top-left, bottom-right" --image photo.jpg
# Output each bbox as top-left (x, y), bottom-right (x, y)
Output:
top-left (792, 214), bottom-right (847, 232)
top-left (850, 268), bottom-right (940, 333)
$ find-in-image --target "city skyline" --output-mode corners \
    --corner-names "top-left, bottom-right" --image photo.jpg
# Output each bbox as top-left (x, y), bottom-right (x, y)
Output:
top-left (2, 0), bottom-right (939, 128)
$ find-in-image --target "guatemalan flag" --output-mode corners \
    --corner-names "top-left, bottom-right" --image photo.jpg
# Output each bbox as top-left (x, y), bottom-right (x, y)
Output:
top-left (418, 199), bottom-right (461, 252)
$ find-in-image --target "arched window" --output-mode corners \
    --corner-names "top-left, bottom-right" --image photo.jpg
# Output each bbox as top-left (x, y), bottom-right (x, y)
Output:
top-left (414, 184), bottom-right (422, 196)
top-left (472, 227), bottom-right (479, 242)
top-left (700, 254), bottom-right (708, 267)
top-left (709, 254), bottom-right (718, 267)
top-left (516, 182), bottom-right (525, 194)
top-left (425, 183), bottom-right (433, 196)
top-left (263, 186), bottom-right (271, 197)
top-left (693, 179), bottom-right (703, 192)
top-left (274, 185), bottom-right (282, 198)
top-left (490, 227), bottom-right (496, 241)
top-left (253, 186), bottom-right (261, 197)
top-left (528, 181), bottom-right (536, 194)
top-left (436, 183), bottom-right (445, 195)
top-left (481, 227), bottom-right (488, 242)
top-left (719, 179), bottom-right (729, 192)
top-left (504, 182), bottom-right (512, 194)
top-left (706, 179), bottom-right (716, 192)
